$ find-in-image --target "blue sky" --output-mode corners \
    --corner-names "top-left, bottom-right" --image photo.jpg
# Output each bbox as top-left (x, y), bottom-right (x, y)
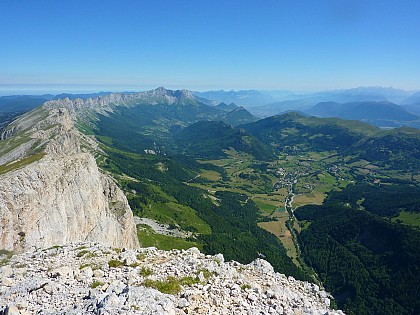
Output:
top-left (1, 0), bottom-right (420, 92)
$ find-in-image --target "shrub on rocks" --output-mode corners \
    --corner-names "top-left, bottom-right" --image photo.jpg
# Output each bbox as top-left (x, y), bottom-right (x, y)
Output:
top-left (108, 259), bottom-right (125, 268)
top-left (139, 267), bottom-right (153, 277)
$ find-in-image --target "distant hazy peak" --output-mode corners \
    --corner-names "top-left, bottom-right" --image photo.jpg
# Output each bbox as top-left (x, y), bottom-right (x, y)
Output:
top-left (306, 100), bottom-right (418, 123)
top-left (401, 91), bottom-right (420, 105)
top-left (154, 86), bottom-right (168, 93)
top-left (151, 87), bottom-right (194, 98)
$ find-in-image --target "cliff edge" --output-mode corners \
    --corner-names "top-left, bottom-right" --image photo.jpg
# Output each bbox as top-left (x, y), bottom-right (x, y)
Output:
top-left (0, 106), bottom-right (139, 251)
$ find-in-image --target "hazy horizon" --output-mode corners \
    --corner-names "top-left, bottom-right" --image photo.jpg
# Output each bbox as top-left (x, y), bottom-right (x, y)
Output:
top-left (1, 84), bottom-right (419, 98)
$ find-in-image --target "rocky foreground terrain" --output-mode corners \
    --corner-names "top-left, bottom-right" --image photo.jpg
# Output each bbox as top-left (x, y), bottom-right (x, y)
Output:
top-left (0, 243), bottom-right (343, 315)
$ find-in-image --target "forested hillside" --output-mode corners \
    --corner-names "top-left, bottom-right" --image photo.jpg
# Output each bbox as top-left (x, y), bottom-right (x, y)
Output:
top-left (98, 145), bottom-right (307, 280)
top-left (295, 183), bottom-right (420, 314)
top-left (174, 121), bottom-right (273, 160)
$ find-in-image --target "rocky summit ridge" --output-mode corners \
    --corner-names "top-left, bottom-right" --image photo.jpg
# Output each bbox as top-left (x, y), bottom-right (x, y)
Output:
top-left (0, 105), bottom-right (139, 252)
top-left (0, 242), bottom-right (344, 315)
top-left (43, 87), bottom-right (199, 115)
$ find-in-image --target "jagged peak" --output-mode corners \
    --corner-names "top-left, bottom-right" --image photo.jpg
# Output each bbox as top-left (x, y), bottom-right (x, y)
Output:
top-left (179, 89), bottom-right (194, 98)
top-left (150, 87), bottom-right (194, 99)
top-left (154, 86), bottom-right (168, 93)
top-left (42, 87), bottom-right (200, 115)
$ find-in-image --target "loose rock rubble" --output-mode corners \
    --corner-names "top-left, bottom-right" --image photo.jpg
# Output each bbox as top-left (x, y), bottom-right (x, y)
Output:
top-left (135, 217), bottom-right (192, 239)
top-left (0, 243), bottom-right (344, 314)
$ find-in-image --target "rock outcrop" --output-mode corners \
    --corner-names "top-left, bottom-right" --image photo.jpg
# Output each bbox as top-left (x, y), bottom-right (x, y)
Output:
top-left (0, 242), bottom-right (344, 315)
top-left (0, 106), bottom-right (139, 252)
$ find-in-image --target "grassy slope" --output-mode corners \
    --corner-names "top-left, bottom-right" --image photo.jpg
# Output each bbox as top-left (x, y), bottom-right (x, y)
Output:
top-left (0, 153), bottom-right (46, 175)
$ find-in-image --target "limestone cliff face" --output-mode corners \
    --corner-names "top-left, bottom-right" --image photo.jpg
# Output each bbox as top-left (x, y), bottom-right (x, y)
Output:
top-left (0, 107), bottom-right (139, 251)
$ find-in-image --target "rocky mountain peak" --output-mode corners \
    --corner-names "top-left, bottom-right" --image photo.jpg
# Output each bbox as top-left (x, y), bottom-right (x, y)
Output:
top-left (179, 89), bottom-right (194, 99)
top-left (150, 87), bottom-right (195, 100)
top-left (153, 86), bottom-right (169, 95)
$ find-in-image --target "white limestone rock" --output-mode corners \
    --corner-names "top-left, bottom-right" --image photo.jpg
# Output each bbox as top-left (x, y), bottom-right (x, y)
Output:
top-left (0, 243), bottom-right (344, 315)
top-left (0, 107), bottom-right (139, 252)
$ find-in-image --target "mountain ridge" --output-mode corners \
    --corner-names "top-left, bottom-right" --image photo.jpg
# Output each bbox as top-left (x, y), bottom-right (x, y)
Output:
top-left (0, 105), bottom-right (139, 252)
top-left (307, 100), bottom-right (418, 121)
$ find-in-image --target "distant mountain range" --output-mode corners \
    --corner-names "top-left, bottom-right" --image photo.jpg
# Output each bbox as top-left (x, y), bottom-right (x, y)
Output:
top-left (194, 90), bottom-right (276, 107)
top-left (306, 101), bottom-right (420, 128)
top-left (1, 86), bottom-right (420, 130)
top-left (400, 92), bottom-right (420, 116)
top-left (401, 91), bottom-right (420, 106)
top-left (195, 87), bottom-right (420, 129)
top-left (195, 86), bottom-right (416, 108)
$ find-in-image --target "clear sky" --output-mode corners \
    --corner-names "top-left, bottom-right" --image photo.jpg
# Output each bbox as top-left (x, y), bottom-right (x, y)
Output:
top-left (1, 0), bottom-right (420, 92)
